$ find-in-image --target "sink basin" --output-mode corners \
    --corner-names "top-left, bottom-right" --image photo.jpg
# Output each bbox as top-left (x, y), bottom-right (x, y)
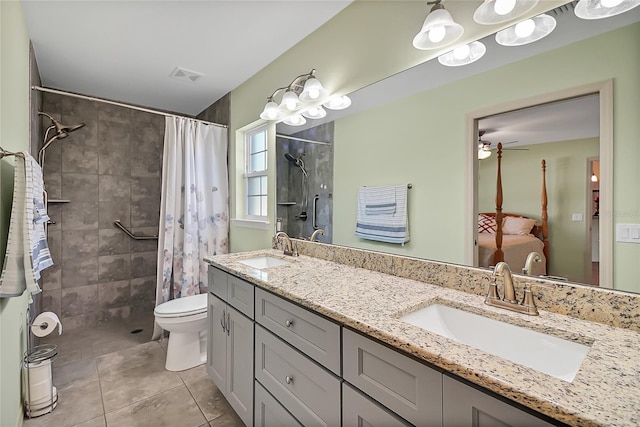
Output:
top-left (237, 256), bottom-right (291, 269)
top-left (400, 304), bottom-right (590, 382)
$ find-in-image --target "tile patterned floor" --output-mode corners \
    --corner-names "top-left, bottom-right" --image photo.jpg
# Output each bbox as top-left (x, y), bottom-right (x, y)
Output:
top-left (23, 315), bottom-right (243, 427)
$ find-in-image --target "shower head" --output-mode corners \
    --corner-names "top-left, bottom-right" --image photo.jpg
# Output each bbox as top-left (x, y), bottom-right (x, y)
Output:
top-left (284, 153), bottom-right (308, 177)
top-left (284, 153), bottom-right (297, 163)
top-left (39, 112), bottom-right (86, 138)
top-left (38, 111), bottom-right (86, 166)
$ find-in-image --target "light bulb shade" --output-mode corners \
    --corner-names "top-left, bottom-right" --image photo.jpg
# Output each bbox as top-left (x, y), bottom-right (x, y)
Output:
top-left (301, 105), bottom-right (327, 119)
top-left (591, 173), bottom-right (598, 182)
top-left (473, 0), bottom-right (539, 24)
top-left (283, 114), bottom-right (306, 126)
top-left (438, 41), bottom-right (487, 67)
top-left (495, 14), bottom-right (556, 46)
top-left (259, 100), bottom-right (284, 121)
top-left (323, 95), bottom-right (352, 110)
top-left (279, 90), bottom-right (303, 111)
top-left (299, 78), bottom-right (328, 102)
top-left (478, 148), bottom-right (492, 160)
top-left (412, 8), bottom-right (464, 50)
top-left (574, 0), bottom-right (640, 19)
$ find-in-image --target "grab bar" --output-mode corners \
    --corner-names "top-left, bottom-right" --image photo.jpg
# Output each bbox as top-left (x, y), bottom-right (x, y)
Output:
top-left (312, 194), bottom-right (320, 230)
top-left (113, 220), bottom-right (158, 240)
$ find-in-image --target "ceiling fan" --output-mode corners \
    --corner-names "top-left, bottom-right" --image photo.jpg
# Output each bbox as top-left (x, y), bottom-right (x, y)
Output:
top-left (477, 130), bottom-right (526, 160)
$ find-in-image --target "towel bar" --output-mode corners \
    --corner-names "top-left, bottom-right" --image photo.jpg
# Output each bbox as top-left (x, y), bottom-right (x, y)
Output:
top-left (113, 220), bottom-right (158, 240)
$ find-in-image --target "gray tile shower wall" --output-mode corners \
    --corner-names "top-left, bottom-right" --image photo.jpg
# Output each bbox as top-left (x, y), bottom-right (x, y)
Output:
top-left (40, 93), bottom-right (164, 329)
top-left (276, 122), bottom-right (334, 242)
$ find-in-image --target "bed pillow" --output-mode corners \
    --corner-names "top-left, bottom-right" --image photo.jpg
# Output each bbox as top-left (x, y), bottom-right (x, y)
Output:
top-left (502, 216), bottom-right (537, 236)
top-left (478, 214), bottom-right (497, 234)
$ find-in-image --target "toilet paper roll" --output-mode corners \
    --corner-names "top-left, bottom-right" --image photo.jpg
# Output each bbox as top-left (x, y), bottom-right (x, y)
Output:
top-left (31, 312), bottom-right (62, 337)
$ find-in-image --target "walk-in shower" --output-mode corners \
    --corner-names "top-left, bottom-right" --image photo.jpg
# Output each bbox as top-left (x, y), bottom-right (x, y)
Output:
top-left (284, 153), bottom-right (309, 221)
top-left (37, 111), bottom-right (85, 166)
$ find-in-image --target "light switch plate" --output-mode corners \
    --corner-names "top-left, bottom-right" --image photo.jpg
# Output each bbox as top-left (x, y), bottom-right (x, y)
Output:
top-left (616, 224), bottom-right (640, 243)
top-left (572, 213), bottom-right (583, 222)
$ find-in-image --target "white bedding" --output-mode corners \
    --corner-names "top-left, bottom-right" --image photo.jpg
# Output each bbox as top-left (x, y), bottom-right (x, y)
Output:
top-left (478, 233), bottom-right (547, 275)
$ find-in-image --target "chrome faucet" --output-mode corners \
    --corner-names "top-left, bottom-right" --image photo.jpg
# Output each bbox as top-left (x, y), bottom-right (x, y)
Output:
top-left (485, 261), bottom-right (539, 315)
top-left (310, 228), bottom-right (325, 242)
top-left (273, 231), bottom-right (298, 256)
top-left (522, 251), bottom-right (542, 276)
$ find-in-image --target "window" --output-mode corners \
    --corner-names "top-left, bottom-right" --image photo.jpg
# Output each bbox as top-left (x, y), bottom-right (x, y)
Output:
top-left (245, 125), bottom-right (268, 219)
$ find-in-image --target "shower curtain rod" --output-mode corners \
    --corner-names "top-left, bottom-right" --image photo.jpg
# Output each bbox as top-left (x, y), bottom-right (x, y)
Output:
top-left (31, 86), bottom-right (228, 129)
top-left (275, 133), bottom-right (331, 146)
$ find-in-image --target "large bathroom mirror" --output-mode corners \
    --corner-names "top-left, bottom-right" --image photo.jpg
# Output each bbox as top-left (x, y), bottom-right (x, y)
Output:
top-left (275, 3), bottom-right (640, 294)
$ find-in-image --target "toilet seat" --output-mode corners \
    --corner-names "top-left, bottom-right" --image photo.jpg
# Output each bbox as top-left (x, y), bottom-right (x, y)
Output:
top-left (154, 293), bottom-right (208, 318)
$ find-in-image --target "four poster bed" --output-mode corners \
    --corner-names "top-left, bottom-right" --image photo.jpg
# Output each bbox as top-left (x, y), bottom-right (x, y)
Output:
top-left (478, 143), bottom-right (549, 275)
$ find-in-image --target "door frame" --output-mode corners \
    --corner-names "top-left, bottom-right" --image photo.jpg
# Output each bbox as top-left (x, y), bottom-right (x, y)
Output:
top-left (464, 80), bottom-right (613, 288)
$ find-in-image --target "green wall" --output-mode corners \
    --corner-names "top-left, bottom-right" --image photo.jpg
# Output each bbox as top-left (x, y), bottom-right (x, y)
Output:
top-left (329, 23), bottom-right (639, 293)
top-left (0, 2), bottom-right (31, 425)
top-left (478, 139), bottom-right (599, 282)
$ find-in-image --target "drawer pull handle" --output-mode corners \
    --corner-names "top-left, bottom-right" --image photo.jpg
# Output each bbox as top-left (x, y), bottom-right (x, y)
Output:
top-left (285, 375), bottom-right (293, 385)
top-left (285, 319), bottom-right (294, 328)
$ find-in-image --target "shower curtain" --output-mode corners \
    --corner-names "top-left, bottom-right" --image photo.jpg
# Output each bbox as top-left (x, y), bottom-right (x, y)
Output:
top-left (153, 116), bottom-right (228, 339)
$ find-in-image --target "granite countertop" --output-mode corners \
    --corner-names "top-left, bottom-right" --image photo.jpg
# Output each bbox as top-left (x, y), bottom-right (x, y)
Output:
top-left (205, 249), bottom-right (640, 427)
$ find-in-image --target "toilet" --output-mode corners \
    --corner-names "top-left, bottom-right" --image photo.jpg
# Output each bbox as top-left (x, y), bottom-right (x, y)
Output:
top-left (154, 293), bottom-right (208, 371)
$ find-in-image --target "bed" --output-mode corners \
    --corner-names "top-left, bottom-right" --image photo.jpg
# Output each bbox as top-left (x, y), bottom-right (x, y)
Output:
top-left (478, 143), bottom-right (549, 275)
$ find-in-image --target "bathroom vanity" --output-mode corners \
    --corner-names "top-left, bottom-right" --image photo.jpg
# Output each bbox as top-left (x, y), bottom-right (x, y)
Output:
top-left (205, 243), bottom-right (640, 427)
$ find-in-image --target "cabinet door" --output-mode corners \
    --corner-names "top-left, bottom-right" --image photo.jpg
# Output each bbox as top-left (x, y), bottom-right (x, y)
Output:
top-left (343, 382), bottom-right (411, 427)
top-left (226, 305), bottom-right (254, 427)
top-left (255, 381), bottom-right (302, 427)
top-left (443, 376), bottom-right (555, 427)
top-left (207, 294), bottom-right (227, 390)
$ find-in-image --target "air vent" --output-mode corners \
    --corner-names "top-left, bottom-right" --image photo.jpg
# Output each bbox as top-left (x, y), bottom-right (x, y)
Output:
top-left (169, 67), bottom-right (204, 84)
top-left (550, 0), bottom-right (577, 16)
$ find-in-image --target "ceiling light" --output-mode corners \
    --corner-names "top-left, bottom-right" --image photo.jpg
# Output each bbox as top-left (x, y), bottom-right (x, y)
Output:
top-left (478, 143), bottom-right (492, 159)
top-left (591, 173), bottom-right (598, 182)
top-left (473, 0), bottom-right (539, 25)
top-left (283, 114), bottom-right (306, 127)
top-left (323, 95), bottom-right (352, 110)
top-left (495, 14), bottom-right (556, 46)
top-left (301, 105), bottom-right (327, 120)
top-left (413, 1), bottom-right (464, 50)
top-left (438, 41), bottom-right (487, 67)
top-left (260, 69), bottom-right (348, 123)
top-left (575, 0), bottom-right (640, 19)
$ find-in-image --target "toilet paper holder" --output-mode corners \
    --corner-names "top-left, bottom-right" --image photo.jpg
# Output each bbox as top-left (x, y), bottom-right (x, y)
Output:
top-left (23, 307), bottom-right (59, 418)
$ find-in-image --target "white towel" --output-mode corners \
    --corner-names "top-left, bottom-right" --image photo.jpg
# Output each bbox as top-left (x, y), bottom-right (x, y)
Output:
top-left (355, 185), bottom-right (410, 244)
top-left (0, 152), bottom-right (50, 297)
top-left (363, 185), bottom-right (396, 215)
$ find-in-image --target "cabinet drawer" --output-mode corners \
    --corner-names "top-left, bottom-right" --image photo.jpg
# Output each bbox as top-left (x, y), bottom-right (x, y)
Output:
top-left (209, 267), bottom-right (228, 300)
top-left (255, 381), bottom-right (302, 427)
top-left (343, 329), bottom-right (443, 426)
top-left (343, 382), bottom-right (411, 427)
top-left (255, 325), bottom-right (341, 427)
top-left (255, 288), bottom-right (340, 374)
top-left (228, 275), bottom-right (254, 319)
top-left (443, 375), bottom-right (555, 427)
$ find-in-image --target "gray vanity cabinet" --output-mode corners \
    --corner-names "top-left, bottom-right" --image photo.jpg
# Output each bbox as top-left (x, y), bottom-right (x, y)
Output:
top-left (343, 328), bottom-right (443, 426)
top-left (254, 381), bottom-right (302, 427)
top-left (443, 375), bottom-right (555, 427)
top-left (207, 267), bottom-right (254, 427)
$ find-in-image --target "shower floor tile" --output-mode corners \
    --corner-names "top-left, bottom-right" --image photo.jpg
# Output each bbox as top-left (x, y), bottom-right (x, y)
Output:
top-left (24, 315), bottom-right (242, 427)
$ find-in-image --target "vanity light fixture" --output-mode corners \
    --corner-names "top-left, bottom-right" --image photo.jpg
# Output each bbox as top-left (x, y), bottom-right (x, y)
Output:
top-left (591, 173), bottom-right (598, 182)
top-left (575, 0), bottom-right (640, 19)
top-left (260, 69), bottom-right (350, 126)
top-left (438, 41), bottom-right (487, 67)
top-left (495, 13), bottom-right (556, 46)
top-left (413, 0), bottom-right (464, 50)
top-left (478, 142), bottom-right (492, 159)
top-left (473, 0), bottom-right (539, 25)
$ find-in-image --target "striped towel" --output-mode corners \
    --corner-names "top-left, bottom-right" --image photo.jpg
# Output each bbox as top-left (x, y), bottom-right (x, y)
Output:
top-left (355, 185), bottom-right (410, 244)
top-left (26, 154), bottom-right (53, 281)
top-left (0, 153), bottom-right (51, 298)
